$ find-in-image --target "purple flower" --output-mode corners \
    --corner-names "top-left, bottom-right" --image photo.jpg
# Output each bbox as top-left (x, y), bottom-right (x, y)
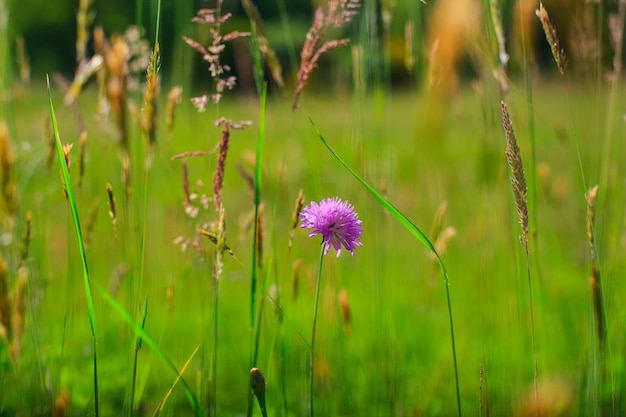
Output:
top-left (300, 197), bottom-right (363, 257)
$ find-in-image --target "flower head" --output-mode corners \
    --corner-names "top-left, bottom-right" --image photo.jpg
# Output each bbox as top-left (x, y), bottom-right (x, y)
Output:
top-left (300, 197), bottom-right (363, 257)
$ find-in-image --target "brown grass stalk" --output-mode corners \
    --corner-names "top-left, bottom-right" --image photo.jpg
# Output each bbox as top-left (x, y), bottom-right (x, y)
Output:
top-left (10, 267), bottom-right (28, 363)
top-left (167, 277), bottom-right (175, 317)
top-left (19, 211), bottom-right (32, 266)
top-left (586, 184), bottom-right (605, 350)
top-left (338, 288), bottom-right (351, 334)
top-left (291, 259), bottom-right (302, 301)
top-left (289, 189), bottom-right (305, 248)
top-left (77, 130), bottom-right (87, 188)
top-left (166, 86), bottom-right (183, 133)
top-left (0, 255), bottom-right (9, 342)
top-left (0, 121), bottom-right (17, 216)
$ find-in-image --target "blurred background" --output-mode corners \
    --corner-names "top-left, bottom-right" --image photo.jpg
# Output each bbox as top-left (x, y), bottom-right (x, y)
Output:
top-left (6, 0), bottom-right (626, 94)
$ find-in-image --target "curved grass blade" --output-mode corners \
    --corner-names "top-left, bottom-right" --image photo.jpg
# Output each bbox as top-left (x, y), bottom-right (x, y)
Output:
top-left (95, 283), bottom-right (203, 417)
top-left (129, 294), bottom-right (149, 417)
top-left (46, 75), bottom-right (99, 417)
top-left (309, 118), bottom-right (462, 416)
top-left (153, 344), bottom-right (201, 417)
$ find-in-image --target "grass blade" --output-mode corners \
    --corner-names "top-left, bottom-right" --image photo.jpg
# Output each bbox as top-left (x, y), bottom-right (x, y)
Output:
top-left (46, 74), bottom-right (99, 417)
top-left (94, 282), bottom-right (203, 417)
top-left (129, 294), bottom-right (149, 417)
top-left (153, 344), bottom-right (201, 417)
top-left (248, 82), bottom-right (267, 417)
top-left (309, 118), bottom-right (462, 416)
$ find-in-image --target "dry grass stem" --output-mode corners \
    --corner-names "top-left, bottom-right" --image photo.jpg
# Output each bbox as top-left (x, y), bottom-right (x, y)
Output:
top-left (15, 36), bottom-right (30, 85)
top-left (77, 131), bottom-right (87, 188)
top-left (83, 201), bottom-right (99, 249)
top-left (166, 86), bottom-right (183, 133)
top-left (0, 121), bottom-right (17, 216)
top-left (434, 227), bottom-right (457, 259)
top-left (167, 277), bottom-right (175, 317)
top-left (19, 211), bottom-right (32, 266)
top-left (214, 204), bottom-right (227, 279)
top-left (170, 151), bottom-right (206, 160)
top-left (106, 182), bottom-right (116, 222)
top-left (122, 155), bottom-right (131, 201)
top-left (198, 228), bottom-right (234, 258)
top-left (10, 267), bottom-right (28, 363)
top-left (535, 3), bottom-right (566, 75)
top-left (586, 184), bottom-right (605, 349)
top-left (0, 255), bottom-right (9, 342)
top-left (105, 183), bottom-right (117, 239)
top-left (291, 259), bottom-right (302, 301)
top-left (338, 288), bottom-right (351, 334)
top-left (289, 189), bottom-right (305, 247)
top-left (430, 200), bottom-right (448, 241)
top-left (501, 101), bottom-right (529, 246)
top-left (236, 163), bottom-right (255, 198)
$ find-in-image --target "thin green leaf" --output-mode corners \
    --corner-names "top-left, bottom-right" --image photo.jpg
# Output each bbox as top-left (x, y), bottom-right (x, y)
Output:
top-left (308, 118), bottom-right (443, 269)
top-left (46, 75), bottom-right (99, 417)
top-left (94, 283), bottom-right (203, 417)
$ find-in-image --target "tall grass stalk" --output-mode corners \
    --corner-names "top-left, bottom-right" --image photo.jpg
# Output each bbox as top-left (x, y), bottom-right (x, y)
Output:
top-left (309, 120), bottom-right (462, 417)
top-left (247, 83), bottom-right (267, 417)
top-left (517, 0), bottom-right (539, 274)
top-left (500, 101), bottom-right (536, 414)
top-left (600, 0), bottom-right (626, 193)
top-left (535, 5), bottom-right (612, 411)
top-left (309, 243), bottom-right (326, 417)
top-left (128, 294), bottom-right (148, 417)
top-left (47, 75), bottom-right (99, 417)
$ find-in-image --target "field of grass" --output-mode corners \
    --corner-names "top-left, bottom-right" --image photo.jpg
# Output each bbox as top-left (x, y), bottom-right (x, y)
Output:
top-left (1, 1), bottom-right (625, 416)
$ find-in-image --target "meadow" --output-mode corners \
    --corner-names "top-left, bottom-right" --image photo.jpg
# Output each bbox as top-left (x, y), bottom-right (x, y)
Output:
top-left (0, 0), bottom-right (625, 416)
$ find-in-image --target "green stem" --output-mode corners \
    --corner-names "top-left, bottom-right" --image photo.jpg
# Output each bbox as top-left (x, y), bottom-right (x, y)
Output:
top-left (310, 243), bottom-right (326, 417)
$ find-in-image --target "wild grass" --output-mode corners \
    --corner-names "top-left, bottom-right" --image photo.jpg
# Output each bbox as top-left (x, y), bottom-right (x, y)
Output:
top-left (1, 1), bottom-right (625, 416)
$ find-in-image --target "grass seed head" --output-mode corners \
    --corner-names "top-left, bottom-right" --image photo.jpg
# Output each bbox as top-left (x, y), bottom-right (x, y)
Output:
top-left (501, 101), bottom-right (529, 246)
top-left (536, 3), bottom-right (566, 75)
